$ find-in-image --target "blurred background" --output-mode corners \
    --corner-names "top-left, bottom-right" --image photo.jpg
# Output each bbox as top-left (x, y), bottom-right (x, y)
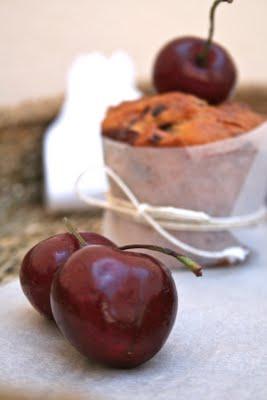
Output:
top-left (0, 0), bottom-right (267, 287)
top-left (1, 0), bottom-right (267, 106)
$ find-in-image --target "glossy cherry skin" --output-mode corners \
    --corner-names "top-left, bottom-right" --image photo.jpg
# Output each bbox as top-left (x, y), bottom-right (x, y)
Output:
top-left (20, 233), bottom-right (115, 319)
top-left (153, 36), bottom-right (237, 104)
top-left (51, 245), bottom-right (177, 368)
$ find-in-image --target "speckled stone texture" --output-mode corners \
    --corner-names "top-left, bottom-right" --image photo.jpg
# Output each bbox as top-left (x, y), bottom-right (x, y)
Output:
top-left (0, 206), bottom-right (101, 285)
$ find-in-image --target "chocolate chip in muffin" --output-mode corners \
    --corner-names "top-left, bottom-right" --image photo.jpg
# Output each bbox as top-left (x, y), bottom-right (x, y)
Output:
top-left (150, 104), bottom-right (166, 117)
top-left (158, 123), bottom-right (173, 132)
top-left (149, 133), bottom-right (162, 145)
top-left (106, 129), bottom-right (139, 145)
top-left (141, 106), bottom-right (150, 117)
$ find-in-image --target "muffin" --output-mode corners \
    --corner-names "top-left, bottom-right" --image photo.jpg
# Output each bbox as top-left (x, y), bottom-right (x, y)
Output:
top-left (102, 92), bottom-right (264, 147)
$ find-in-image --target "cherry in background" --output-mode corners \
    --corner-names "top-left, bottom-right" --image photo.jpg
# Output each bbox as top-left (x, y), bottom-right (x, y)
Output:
top-left (153, 0), bottom-right (237, 104)
top-left (20, 224), bottom-right (115, 320)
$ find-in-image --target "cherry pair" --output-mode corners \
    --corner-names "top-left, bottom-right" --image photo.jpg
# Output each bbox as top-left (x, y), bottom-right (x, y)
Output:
top-left (20, 219), bottom-right (201, 368)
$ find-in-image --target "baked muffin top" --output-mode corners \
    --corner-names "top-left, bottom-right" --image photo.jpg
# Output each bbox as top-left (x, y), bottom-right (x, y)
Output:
top-left (102, 92), bottom-right (265, 147)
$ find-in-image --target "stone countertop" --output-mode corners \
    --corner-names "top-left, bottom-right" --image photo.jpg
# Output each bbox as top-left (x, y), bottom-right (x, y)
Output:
top-left (0, 204), bottom-right (101, 285)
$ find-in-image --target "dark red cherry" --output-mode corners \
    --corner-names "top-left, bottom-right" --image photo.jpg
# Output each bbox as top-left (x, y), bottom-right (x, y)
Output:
top-left (50, 245), bottom-right (178, 368)
top-left (153, 36), bottom-right (237, 104)
top-left (153, 0), bottom-right (237, 104)
top-left (20, 232), bottom-right (115, 319)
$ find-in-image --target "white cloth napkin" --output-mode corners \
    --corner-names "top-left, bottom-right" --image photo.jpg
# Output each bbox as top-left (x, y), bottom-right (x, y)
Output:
top-left (44, 51), bottom-right (141, 211)
top-left (0, 224), bottom-right (267, 400)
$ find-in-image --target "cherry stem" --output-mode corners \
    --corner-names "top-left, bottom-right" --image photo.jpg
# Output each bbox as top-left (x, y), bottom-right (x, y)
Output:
top-left (63, 217), bottom-right (88, 248)
top-left (119, 244), bottom-right (202, 277)
top-left (197, 0), bottom-right (233, 67)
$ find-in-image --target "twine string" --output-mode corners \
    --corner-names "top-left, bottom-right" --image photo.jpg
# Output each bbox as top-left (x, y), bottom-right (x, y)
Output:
top-left (75, 166), bottom-right (267, 263)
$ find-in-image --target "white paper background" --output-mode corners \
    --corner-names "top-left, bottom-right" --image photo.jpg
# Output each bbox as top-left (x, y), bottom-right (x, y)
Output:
top-left (0, 225), bottom-right (267, 400)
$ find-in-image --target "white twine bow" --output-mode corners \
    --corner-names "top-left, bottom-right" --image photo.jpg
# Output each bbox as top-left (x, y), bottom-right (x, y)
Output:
top-left (75, 166), bottom-right (267, 263)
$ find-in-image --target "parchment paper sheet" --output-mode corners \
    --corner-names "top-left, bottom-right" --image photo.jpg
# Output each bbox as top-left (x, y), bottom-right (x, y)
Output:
top-left (0, 225), bottom-right (266, 400)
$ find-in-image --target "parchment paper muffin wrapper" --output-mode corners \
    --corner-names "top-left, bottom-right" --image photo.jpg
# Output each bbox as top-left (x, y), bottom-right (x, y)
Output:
top-left (101, 121), bottom-right (267, 266)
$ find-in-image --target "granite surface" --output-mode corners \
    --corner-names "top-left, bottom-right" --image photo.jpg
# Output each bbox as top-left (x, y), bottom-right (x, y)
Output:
top-left (0, 204), bottom-right (101, 285)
